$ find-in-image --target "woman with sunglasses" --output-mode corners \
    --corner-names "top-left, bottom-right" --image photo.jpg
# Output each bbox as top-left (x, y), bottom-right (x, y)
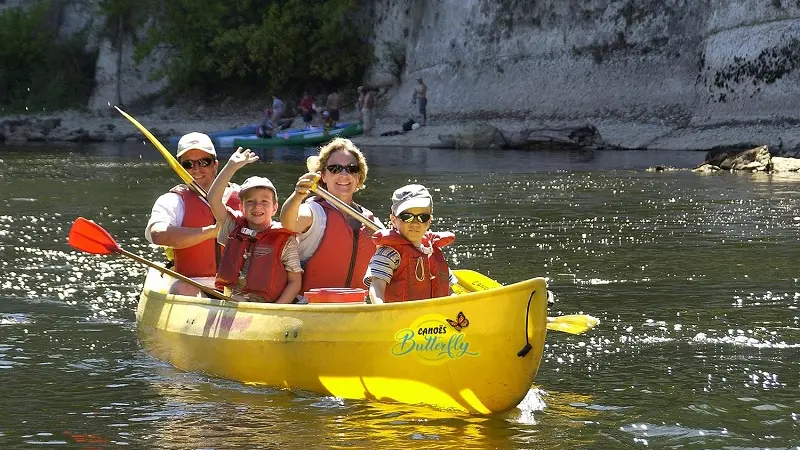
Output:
top-left (144, 132), bottom-right (240, 296)
top-left (280, 138), bottom-right (382, 293)
top-left (364, 184), bottom-right (456, 304)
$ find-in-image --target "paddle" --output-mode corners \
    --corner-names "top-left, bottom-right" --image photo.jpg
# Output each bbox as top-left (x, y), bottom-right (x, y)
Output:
top-left (68, 217), bottom-right (235, 302)
top-left (452, 269), bottom-right (599, 335)
top-left (114, 106), bottom-right (208, 200)
top-left (305, 178), bottom-right (598, 334)
top-left (114, 115), bottom-right (595, 333)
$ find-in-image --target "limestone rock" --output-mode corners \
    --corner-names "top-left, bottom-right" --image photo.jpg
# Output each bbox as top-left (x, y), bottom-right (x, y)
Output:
top-left (501, 125), bottom-right (604, 150)
top-left (438, 122), bottom-right (506, 149)
top-left (697, 145), bottom-right (772, 172)
top-left (772, 157), bottom-right (800, 173)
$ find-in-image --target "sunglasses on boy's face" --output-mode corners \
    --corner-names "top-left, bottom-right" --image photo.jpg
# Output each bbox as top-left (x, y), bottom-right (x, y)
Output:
top-left (325, 164), bottom-right (360, 174)
top-left (396, 212), bottom-right (432, 223)
top-left (180, 157), bottom-right (215, 170)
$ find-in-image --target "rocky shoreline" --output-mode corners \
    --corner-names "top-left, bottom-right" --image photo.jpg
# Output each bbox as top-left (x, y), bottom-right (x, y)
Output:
top-left (4, 98), bottom-right (800, 158)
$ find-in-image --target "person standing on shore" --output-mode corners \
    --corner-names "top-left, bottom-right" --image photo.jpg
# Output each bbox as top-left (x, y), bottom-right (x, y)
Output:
top-left (325, 88), bottom-right (340, 124)
top-left (271, 95), bottom-right (285, 123)
top-left (298, 92), bottom-right (315, 128)
top-left (144, 132), bottom-right (240, 296)
top-left (362, 87), bottom-right (376, 135)
top-left (356, 86), bottom-right (365, 123)
top-left (412, 78), bottom-right (427, 126)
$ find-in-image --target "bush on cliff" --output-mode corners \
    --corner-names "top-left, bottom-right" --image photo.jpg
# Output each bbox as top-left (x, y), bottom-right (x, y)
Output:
top-left (0, 1), bottom-right (97, 113)
top-left (137, 0), bottom-right (371, 97)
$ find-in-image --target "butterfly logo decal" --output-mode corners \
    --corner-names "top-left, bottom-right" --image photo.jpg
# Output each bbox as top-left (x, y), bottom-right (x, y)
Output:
top-left (446, 311), bottom-right (470, 332)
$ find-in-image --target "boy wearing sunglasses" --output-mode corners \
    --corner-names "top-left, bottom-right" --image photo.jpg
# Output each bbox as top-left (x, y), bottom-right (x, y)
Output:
top-left (364, 184), bottom-right (456, 304)
top-left (208, 148), bottom-right (303, 303)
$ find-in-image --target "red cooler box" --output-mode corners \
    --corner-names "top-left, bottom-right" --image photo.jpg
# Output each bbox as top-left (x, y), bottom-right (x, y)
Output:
top-left (304, 288), bottom-right (367, 304)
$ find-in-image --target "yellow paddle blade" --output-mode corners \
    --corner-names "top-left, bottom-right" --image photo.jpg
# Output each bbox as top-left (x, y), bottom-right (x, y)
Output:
top-left (309, 173), bottom-right (321, 192)
top-left (453, 269), bottom-right (502, 291)
top-left (114, 106), bottom-right (208, 198)
top-left (547, 315), bottom-right (600, 335)
top-left (451, 269), bottom-right (598, 335)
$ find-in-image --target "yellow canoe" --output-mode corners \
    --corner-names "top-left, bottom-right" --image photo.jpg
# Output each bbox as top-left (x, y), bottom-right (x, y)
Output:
top-left (136, 268), bottom-right (549, 414)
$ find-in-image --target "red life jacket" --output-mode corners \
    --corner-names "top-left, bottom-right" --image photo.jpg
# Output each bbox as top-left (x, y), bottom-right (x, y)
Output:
top-left (170, 184), bottom-right (241, 277)
top-left (215, 217), bottom-right (294, 302)
top-left (301, 199), bottom-right (376, 291)
top-left (372, 229), bottom-right (454, 303)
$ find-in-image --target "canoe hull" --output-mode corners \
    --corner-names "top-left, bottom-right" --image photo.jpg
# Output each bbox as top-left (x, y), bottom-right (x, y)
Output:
top-left (136, 269), bottom-right (548, 414)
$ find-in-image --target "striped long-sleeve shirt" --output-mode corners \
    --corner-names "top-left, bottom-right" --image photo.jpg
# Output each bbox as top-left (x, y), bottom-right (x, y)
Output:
top-left (363, 245), bottom-right (457, 288)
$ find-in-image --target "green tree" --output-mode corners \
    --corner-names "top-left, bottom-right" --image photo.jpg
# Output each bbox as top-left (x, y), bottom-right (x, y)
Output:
top-left (138, 0), bottom-right (371, 98)
top-left (0, 1), bottom-right (96, 112)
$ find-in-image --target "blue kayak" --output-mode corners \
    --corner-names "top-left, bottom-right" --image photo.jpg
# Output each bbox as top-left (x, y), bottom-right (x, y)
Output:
top-left (167, 124), bottom-right (258, 149)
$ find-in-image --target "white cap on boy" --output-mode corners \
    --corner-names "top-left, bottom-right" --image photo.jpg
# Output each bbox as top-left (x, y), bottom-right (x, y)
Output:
top-left (239, 176), bottom-right (277, 200)
top-left (391, 184), bottom-right (432, 216)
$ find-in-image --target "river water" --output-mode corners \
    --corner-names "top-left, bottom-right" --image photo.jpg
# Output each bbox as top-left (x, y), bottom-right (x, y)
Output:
top-left (0, 143), bottom-right (797, 449)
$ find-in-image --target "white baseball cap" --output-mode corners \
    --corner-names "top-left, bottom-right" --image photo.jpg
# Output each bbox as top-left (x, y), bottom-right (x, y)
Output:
top-left (391, 184), bottom-right (432, 215)
top-left (176, 132), bottom-right (216, 158)
top-left (240, 176), bottom-right (277, 200)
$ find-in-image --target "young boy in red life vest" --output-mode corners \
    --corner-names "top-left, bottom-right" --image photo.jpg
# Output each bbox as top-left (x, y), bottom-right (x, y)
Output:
top-left (208, 148), bottom-right (303, 303)
top-left (363, 184), bottom-right (457, 304)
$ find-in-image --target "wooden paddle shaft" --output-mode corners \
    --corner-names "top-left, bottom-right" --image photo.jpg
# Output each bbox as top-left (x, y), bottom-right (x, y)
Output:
top-left (115, 247), bottom-right (234, 302)
top-left (115, 106), bottom-right (208, 200)
top-left (312, 186), bottom-right (382, 232)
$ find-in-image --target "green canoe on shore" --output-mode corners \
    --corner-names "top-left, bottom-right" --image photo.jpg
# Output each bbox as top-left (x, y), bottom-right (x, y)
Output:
top-left (233, 122), bottom-right (363, 148)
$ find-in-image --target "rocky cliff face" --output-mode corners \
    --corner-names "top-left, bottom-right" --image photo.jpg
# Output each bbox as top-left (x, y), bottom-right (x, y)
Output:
top-left (7, 0), bottom-right (800, 150)
top-left (369, 0), bottom-right (800, 149)
top-left (2, 0), bottom-right (166, 110)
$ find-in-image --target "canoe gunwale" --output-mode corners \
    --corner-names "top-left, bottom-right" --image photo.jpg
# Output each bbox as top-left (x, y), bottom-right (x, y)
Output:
top-left (145, 276), bottom-right (546, 313)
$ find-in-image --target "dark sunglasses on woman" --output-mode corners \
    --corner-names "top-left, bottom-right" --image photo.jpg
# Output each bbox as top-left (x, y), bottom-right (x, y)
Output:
top-left (397, 212), bottom-right (432, 223)
top-left (181, 157), bottom-right (215, 170)
top-left (326, 164), bottom-right (360, 174)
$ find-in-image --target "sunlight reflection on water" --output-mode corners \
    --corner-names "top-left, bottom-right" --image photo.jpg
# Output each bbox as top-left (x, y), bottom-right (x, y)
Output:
top-left (1, 147), bottom-right (799, 448)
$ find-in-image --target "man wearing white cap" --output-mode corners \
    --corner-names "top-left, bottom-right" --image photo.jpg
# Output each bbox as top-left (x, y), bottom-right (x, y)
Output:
top-left (145, 132), bottom-right (241, 295)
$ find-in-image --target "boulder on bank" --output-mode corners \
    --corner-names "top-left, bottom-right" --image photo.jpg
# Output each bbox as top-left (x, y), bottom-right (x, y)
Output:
top-left (503, 125), bottom-right (605, 150)
top-left (695, 145), bottom-right (772, 172)
top-left (435, 123), bottom-right (605, 150)
top-left (694, 145), bottom-right (800, 173)
top-left (436, 122), bottom-right (506, 149)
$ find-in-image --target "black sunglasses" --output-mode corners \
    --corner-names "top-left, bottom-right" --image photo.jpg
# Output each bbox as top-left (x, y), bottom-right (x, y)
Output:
top-left (325, 164), bottom-right (360, 174)
top-left (397, 212), bottom-right (432, 223)
top-left (181, 157), bottom-right (215, 170)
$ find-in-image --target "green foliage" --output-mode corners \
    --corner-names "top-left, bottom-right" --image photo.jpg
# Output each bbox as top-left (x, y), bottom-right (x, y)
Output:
top-left (0, 2), bottom-right (96, 113)
top-left (139, 0), bottom-right (371, 97)
top-left (98, 0), bottom-right (148, 48)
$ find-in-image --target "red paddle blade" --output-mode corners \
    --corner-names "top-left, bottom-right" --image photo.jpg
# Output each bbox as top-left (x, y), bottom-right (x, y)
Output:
top-left (68, 217), bottom-right (120, 255)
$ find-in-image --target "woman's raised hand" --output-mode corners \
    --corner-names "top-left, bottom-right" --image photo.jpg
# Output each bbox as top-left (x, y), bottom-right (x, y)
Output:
top-left (295, 172), bottom-right (320, 196)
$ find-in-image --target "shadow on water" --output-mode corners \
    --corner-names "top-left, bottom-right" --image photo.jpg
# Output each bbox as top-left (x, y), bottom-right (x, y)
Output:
top-left (1, 141), bottom-right (707, 172)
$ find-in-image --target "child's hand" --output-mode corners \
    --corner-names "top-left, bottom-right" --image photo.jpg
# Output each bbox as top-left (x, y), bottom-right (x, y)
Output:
top-left (227, 147), bottom-right (259, 168)
top-left (294, 172), bottom-right (320, 196)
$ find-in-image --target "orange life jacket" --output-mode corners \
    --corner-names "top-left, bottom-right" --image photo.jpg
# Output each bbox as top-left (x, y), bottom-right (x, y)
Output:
top-left (215, 217), bottom-right (294, 302)
top-left (301, 198), bottom-right (376, 291)
top-left (169, 184), bottom-right (241, 278)
top-left (372, 229), bottom-right (454, 303)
